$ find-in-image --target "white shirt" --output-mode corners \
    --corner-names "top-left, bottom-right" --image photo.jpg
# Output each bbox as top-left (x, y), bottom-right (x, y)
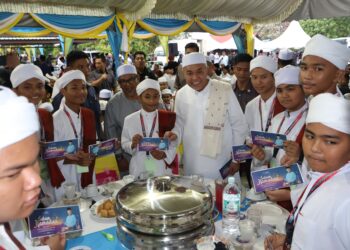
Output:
top-left (245, 92), bottom-right (277, 133)
top-left (222, 55), bottom-right (229, 66)
top-left (0, 225), bottom-right (49, 250)
top-left (291, 162), bottom-right (350, 250)
top-left (121, 109), bottom-right (175, 178)
top-left (53, 105), bottom-right (96, 201)
top-left (164, 73), bottom-right (176, 91)
top-left (173, 79), bottom-right (248, 179)
top-left (261, 103), bottom-right (308, 167)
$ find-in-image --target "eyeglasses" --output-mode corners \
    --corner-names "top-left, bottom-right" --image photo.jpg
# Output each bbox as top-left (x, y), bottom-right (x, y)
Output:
top-left (118, 76), bottom-right (137, 85)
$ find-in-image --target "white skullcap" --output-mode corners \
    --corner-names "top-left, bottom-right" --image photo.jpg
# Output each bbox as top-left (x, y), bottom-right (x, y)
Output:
top-left (158, 76), bottom-right (168, 83)
top-left (250, 55), bottom-right (277, 73)
top-left (136, 79), bottom-right (160, 96)
top-left (302, 34), bottom-right (350, 70)
top-left (56, 70), bottom-right (86, 90)
top-left (52, 70), bottom-right (86, 99)
top-left (99, 100), bottom-right (108, 111)
top-left (274, 65), bottom-right (301, 87)
top-left (117, 64), bottom-right (137, 78)
top-left (10, 64), bottom-right (48, 88)
top-left (39, 102), bottom-right (54, 113)
top-left (99, 89), bottom-right (112, 99)
top-left (306, 93), bottom-right (350, 134)
top-left (182, 52), bottom-right (207, 68)
top-left (0, 86), bottom-right (39, 149)
top-left (278, 49), bottom-right (294, 61)
top-left (161, 89), bottom-right (172, 95)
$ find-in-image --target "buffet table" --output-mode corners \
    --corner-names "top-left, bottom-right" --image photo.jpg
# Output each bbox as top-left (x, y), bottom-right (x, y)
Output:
top-left (64, 179), bottom-right (288, 250)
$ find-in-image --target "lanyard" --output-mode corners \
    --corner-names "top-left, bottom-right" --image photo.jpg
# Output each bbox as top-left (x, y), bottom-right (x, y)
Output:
top-left (284, 170), bottom-right (339, 247)
top-left (276, 108), bottom-right (307, 135)
top-left (64, 108), bottom-right (83, 147)
top-left (140, 112), bottom-right (157, 156)
top-left (259, 97), bottom-right (275, 132)
top-left (140, 113), bottom-right (157, 138)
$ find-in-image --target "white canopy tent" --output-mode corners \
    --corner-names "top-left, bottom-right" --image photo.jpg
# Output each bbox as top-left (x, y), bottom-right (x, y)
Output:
top-left (265, 20), bottom-right (311, 49)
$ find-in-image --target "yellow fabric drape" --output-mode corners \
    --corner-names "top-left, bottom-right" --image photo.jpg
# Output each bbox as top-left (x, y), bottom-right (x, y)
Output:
top-left (244, 24), bottom-right (254, 56)
top-left (158, 35), bottom-right (169, 62)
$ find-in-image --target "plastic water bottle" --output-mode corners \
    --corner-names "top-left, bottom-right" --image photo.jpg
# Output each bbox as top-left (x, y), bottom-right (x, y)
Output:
top-left (222, 176), bottom-right (240, 235)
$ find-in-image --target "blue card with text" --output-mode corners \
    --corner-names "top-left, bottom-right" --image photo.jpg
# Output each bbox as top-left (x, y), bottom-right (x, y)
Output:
top-left (41, 139), bottom-right (78, 159)
top-left (138, 137), bottom-right (169, 151)
top-left (28, 205), bottom-right (82, 239)
top-left (89, 138), bottom-right (116, 157)
top-left (232, 145), bottom-right (252, 161)
top-left (251, 130), bottom-right (287, 148)
top-left (251, 164), bottom-right (304, 193)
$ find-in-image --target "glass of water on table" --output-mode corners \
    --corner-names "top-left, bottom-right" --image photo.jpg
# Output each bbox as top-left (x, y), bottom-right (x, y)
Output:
top-left (247, 206), bottom-right (262, 237)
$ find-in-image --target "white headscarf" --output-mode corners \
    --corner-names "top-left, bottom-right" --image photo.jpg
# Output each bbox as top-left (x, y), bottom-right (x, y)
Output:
top-left (10, 64), bottom-right (48, 88)
top-left (306, 93), bottom-right (350, 134)
top-left (250, 55), bottom-right (278, 73)
top-left (136, 79), bottom-right (160, 96)
top-left (302, 34), bottom-right (350, 70)
top-left (0, 86), bottom-right (39, 149)
top-left (274, 65), bottom-right (301, 87)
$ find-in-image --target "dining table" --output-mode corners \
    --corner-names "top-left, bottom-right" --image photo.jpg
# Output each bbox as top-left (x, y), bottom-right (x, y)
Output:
top-left (63, 179), bottom-right (289, 250)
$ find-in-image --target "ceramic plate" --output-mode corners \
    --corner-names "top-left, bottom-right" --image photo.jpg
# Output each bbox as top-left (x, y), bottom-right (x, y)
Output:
top-left (89, 198), bottom-right (116, 222)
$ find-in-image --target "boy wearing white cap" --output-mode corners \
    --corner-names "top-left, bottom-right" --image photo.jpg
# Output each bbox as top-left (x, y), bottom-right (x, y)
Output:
top-left (161, 88), bottom-right (173, 111)
top-left (121, 79), bottom-right (175, 178)
top-left (278, 48), bottom-right (294, 69)
top-left (53, 70), bottom-right (96, 200)
top-left (158, 76), bottom-right (169, 91)
top-left (265, 93), bottom-right (350, 250)
top-left (11, 64), bottom-right (59, 205)
top-left (0, 86), bottom-right (65, 249)
top-left (300, 34), bottom-right (350, 98)
top-left (165, 52), bottom-right (248, 180)
top-left (251, 66), bottom-right (307, 209)
top-left (245, 55), bottom-right (285, 134)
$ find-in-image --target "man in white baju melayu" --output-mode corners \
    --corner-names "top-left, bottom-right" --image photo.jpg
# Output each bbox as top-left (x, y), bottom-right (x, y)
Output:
top-left (166, 53), bottom-right (248, 180)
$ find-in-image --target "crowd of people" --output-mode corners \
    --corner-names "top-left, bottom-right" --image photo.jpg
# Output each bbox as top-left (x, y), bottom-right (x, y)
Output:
top-left (0, 33), bottom-right (349, 249)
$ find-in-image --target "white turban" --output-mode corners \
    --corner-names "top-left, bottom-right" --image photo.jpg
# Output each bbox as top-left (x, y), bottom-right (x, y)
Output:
top-left (117, 64), bottom-right (137, 78)
top-left (274, 65), bottom-right (301, 87)
top-left (278, 49), bottom-right (294, 61)
top-left (250, 55), bottom-right (277, 73)
top-left (136, 79), bottom-right (160, 96)
top-left (302, 34), bottom-right (350, 70)
top-left (158, 76), bottom-right (168, 83)
top-left (10, 64), bottom-right (48, 88)
top-left (52, 70), bottom-right (86, 99)
top-left (306, 93), bottom-right (350, 134)
top-left (182, 52), bottom-right (207, 68)
top-left (99, 89), bottom-right (112, 99)
top-left (0, 86), bottom-right (39, 149)
top-left (161, 89), bottom-right (172, 95)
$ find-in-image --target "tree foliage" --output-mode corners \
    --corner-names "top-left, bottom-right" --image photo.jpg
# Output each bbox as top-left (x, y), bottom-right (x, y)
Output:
top-left (300, 17), bottom-right (350, 38)
top-left (76, 36), bottom-right (160, 57)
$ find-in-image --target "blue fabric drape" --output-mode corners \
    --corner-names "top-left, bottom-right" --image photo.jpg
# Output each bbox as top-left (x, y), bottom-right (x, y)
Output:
top-left (106, 19), bottom-right (122, 78)
top-left (142, 18), bottom-right (189, 28)
top-left (0, 12), bottom-right (15, 20)
top-left (35, 14), bottom-right (114, 29)
top-left (200, 20), bottom-right (239, 30)
top-left (233, 33), bottom-right (246, 54)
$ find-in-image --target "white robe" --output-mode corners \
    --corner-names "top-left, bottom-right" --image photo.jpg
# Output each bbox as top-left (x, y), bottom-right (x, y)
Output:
top-left (245, 92), bottom-right (278, 170)
top-left (121, 109), bottom-right (175, 178)
top-left (245, 92), bottom-right (277, 133)
top-left (172, 80), bottom-right (248, 179)
top-left (53, 104), bottom-right (96, 201)
top-left (291, 162), bottom-right (350, 250)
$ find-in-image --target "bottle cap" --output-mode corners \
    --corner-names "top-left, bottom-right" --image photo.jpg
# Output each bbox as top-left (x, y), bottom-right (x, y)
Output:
top-left (228, 176), bottom-right (235, 184)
